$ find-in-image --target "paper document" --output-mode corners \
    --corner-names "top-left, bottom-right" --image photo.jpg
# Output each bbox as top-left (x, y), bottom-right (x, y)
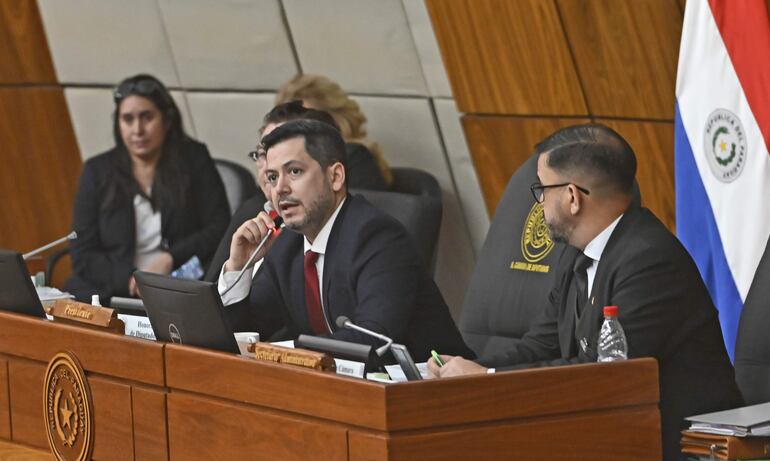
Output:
top-left (384, 362), bottom-right (430, 382)
top-left (35, 286), bottom-right (73, 302)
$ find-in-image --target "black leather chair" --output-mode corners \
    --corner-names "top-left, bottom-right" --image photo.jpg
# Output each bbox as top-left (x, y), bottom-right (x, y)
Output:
top-left (459, 153), bottom-right (642, 362)
top-left (458, 154), bottom-right (569, 361)
top-left (734, 235), bottom-right (770, 404)
top-left (214, 158), bottom-right (259, 216)
top-left (351, 167), bottom-right (442, 273)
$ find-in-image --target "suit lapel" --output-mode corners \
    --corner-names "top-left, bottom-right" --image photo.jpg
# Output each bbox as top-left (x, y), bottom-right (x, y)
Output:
top-left (320, 196), bottom-right (351, 324)
top-left (290, 241), bottom-right (313, 333)
top-left (560, 264), bottom-right (579, 358)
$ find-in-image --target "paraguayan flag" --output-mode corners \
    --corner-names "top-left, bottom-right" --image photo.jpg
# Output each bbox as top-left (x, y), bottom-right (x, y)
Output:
top-left (675, 0), bottom-right (770, 360)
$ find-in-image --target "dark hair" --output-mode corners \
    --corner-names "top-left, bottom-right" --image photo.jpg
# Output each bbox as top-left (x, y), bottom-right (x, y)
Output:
top-left (262, 100), bottom-right (340, 132)
top-left (261, 119), bottom-right (347, 171)
top-left (536, 124), bottom-right (636, 196)
top-left (106, 74), bottom-right (189, 211)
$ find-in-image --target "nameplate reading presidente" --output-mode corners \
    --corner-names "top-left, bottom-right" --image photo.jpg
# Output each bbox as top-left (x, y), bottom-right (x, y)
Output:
top-left (51, 299), bottom-right (125, 334)
top-left (44, 351), bottom-right (94, 461)
top-left (253, 343), bottom-right (336, 372)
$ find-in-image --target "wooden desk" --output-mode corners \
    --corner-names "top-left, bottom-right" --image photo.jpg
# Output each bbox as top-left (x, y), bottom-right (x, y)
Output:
top-left (0, 311), bottom-right (662, 460)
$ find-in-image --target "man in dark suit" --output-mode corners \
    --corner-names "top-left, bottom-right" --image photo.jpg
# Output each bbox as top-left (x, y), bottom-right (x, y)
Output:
top-left (204, 101), bottom-right (387, 284)
top-left (428, 124), bottom-right (742, 461)
top-left (218, 119), bottom-right (473, 361)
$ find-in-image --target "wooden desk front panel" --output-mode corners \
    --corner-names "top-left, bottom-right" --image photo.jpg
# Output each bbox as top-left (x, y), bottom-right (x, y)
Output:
top-left (0, 313), bottom-right (169, 460)
top-left (167, 392), bottom-right (349, 461)
top-left (0, 312), bottom-right (165, 387)
top-left (0, 358), bottom-right (9, 440)
top-left (5, 359), bottom-right (162, 460)
top-left (349, 405), bottom-right (660, 461)
top-left (165, 345), bottom-right (387, 430)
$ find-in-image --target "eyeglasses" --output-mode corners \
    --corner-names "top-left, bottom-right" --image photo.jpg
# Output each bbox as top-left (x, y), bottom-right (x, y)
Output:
top-left (114, 79), bottom-right (162, 102)
top-left (530, 182), bottom-right (590, 203)
top-left (247, 146), bottom-right (266, 163)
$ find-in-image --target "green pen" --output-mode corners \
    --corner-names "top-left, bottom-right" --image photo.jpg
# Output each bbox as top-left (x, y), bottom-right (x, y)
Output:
top-left (431, 350), bottom-right (445, 367)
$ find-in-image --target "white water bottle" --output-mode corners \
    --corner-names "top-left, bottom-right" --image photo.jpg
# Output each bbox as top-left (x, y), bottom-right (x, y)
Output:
top-left (597, 305), bottom-right (627, 362)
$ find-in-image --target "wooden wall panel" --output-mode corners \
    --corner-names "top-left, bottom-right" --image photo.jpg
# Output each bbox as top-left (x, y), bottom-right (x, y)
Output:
top-left (0, 0), bottom-right (80, 287)
top-left (462, 116), bottom-right (590, 216)
top-left (0, 88), bottom-right (81, 261)
top-left (0, 0), bottom-right (56, 84)
top-left (599, 119), bottom-right (675, 231)
top-left (426, 0), bottom-right (587, 115)
top-left (558, 0), bottom-right (682, 119)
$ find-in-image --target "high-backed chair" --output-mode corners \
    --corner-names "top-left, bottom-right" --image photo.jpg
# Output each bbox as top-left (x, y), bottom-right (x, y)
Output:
top-left (459, 154), bottom-right (569, 361)
top-left (214, 158), bottom-right (259, 216)
top-left (459, 153), bottom-right (642, 362)
top-left (351, 167), bottom-right (442, 272)
top-left (734, 235), bottom-right (770, 404)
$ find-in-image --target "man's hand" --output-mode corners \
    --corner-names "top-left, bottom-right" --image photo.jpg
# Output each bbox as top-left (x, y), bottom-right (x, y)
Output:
top-left (144, 251), bottom-right (174, 274)
top-left (225, 211), bottom-right (279, 272)
top-left (128, 275), bottom-right (140, 297)
top-left (426, 354), bottom-right (488, 378)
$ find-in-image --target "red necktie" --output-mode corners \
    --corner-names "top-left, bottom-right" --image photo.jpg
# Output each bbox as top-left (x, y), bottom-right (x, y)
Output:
top-left (304, 250), bottom-right (326, 334)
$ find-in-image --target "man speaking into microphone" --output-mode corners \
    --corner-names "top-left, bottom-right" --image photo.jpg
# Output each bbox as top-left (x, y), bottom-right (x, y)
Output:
top-left (218, 119), bottom-right (473, 361)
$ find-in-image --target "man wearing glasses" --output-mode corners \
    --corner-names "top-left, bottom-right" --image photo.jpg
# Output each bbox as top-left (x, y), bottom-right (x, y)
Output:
top-left (428, 124), bottom-right (741, 461)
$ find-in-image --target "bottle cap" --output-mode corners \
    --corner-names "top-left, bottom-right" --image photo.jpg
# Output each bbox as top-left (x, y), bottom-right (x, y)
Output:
top-left (603, 305), bottom-right (618, 316)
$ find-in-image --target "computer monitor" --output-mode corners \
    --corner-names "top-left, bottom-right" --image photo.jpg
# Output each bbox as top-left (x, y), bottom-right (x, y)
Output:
top-left (133, 271), bottom-right (239, 354)
top-left (0, 249), bottom-right (46, 318)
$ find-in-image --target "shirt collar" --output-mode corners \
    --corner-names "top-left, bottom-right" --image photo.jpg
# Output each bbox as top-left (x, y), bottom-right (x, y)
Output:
top-left (583, 214), bottom-right (623, 263)
top-left (303, 198), bottom-right (346, 255)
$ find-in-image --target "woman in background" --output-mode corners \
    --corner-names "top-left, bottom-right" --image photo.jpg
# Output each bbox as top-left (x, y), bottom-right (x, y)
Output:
top-left (65, 74), bottom-right (229, 303)
top-left (276, 74), bottom-right (392, 190)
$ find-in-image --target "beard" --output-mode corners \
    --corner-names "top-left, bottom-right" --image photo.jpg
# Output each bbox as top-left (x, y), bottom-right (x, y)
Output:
top-left (547, 222), bottom-right (569, 243)
top-left (282, 183), bottom-right (335, 236)
top-left (545, 207), bottom-right (573, 244)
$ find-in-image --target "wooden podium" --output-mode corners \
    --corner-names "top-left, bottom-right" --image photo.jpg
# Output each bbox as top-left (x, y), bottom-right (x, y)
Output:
top-left (0, 311), bottom-right (662, 460)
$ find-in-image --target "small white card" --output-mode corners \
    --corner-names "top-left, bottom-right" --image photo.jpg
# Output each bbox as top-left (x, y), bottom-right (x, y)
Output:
top-left (118, 314), bottom-right (156, 340)
top-left (334, 359), bottom-right (366, 379)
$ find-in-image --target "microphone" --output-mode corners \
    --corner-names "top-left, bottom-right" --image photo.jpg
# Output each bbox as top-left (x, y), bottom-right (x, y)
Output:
top-left (220, 203), bottom-right (283, 296)
top-left (335, 316), bottom-right (393, 356)
top-left (23, 231), bottom-right (78, 260)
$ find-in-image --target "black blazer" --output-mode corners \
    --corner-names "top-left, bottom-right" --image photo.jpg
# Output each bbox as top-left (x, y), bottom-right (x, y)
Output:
top-left (204, 142), bottom-right (388, 282)
top-left (232, 195), bottom-right (473, 362)
top-left (483, 205), bottom-right (742, 461)
top-left (65, 139), bottom-right (230, 302)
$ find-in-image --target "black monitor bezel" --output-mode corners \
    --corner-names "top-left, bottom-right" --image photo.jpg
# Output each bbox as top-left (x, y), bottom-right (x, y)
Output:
top-left (0, 249), bottom-right (46, 318)
top-left (134, 271), bottom-right (239, 354)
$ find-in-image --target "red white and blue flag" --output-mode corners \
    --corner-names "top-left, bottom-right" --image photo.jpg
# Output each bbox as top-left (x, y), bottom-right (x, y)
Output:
top-left (675, 0), bottom-right (770, 360)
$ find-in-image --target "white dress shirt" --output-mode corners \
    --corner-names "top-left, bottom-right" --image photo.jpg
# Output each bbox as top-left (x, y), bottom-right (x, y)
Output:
top-left (582, 214), bottom-right (623, 298)
top-left (218, 199), bottom-right (346, 308)
top-left (133, 193), bottom-right (163, 270)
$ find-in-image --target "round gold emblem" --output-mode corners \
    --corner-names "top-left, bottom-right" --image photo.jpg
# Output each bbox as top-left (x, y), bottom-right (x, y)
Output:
top-left (521, 203), bottom-right (554, 263)
top-left (44, 351), bottom-right (94, 461)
